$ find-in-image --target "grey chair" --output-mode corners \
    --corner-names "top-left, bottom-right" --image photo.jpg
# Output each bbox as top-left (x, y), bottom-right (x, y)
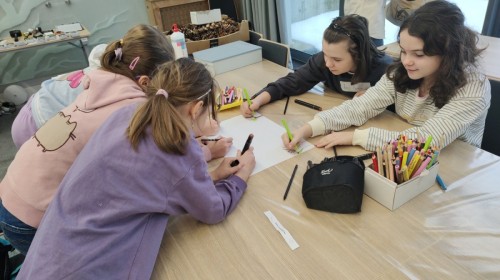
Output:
top-left (481, 79), bottom-right (500, 156)
top-left (249, 30), bottom-right (263, 45)
top-left (257, 38), bottom-right (290, 68)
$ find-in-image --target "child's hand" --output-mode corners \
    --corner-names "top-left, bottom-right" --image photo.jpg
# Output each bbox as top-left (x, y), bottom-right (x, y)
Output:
top-left (211, 157), bottom-right (241, 181)
top-left (315, 131), bottom-right (354, 149)
top-left (204, 137), bottom-right (233, 159)
top-left (234, 147), bottom-right (256, 181)
top-left (240, 99), bottom-right (261, 118)
top-left (281, 124), bottom-right (313, 151)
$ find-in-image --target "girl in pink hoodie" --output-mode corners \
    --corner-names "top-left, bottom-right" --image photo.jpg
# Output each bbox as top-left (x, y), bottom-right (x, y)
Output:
top-left (0, 24), bottom-right (175, 255)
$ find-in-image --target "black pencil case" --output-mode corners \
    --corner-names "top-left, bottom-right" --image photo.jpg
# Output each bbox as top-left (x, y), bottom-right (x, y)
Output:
top-left (302, 155), bottom-right (366, 214)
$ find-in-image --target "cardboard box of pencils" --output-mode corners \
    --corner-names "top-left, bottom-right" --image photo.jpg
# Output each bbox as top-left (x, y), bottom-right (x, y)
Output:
top-left (364, 163), bottom-right (439, 211)
top-left (217, 86), bottom-right (243, 111)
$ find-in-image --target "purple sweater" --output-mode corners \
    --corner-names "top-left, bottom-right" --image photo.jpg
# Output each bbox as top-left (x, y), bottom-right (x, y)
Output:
top-left (18, 104), bottom-right (247, 279)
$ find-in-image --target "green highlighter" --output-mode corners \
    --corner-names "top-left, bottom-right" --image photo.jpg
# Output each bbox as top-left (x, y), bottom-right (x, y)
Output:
top-left (244, 88), bottom-right (252, 108)
top-left (422, 135), bottom-right (433, 153)
top-left (243, 88), bottom-right (255, 119)
top-left (281, 119), bottom-right (302, 153)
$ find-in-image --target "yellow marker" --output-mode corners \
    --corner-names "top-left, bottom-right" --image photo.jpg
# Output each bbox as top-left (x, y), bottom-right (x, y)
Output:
top-left (407, 153), bottom-right (421, 176)
top-left (401, 166), bottom-right (409, 182)
top-left (402, 151), bottom-right (408, 169)
top-left (411, 156), bottom-right (424, 178)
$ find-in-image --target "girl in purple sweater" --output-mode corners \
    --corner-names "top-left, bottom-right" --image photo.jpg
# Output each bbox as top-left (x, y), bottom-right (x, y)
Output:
top-left (17, 58), bottom-right (256, 279)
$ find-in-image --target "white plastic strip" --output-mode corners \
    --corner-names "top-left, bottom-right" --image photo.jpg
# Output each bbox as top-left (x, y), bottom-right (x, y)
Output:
top-left (264, 210), bottom-right (299, 250)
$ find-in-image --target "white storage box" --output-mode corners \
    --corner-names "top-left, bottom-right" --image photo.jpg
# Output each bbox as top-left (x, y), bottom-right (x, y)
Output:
top-left (364, 163), bottom-right (439, 210)
top-left (193, 40), bottom-right (262, 76)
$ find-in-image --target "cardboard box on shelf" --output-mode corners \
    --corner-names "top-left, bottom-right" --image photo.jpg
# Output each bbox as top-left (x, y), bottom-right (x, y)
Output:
top-left (190, 9), bottom-right (222, 25)
top-left (183, 20), bottom-right (249, 54)
top-left (193, 40), bottom-right (262, 76)
top-left (364, 163), bottom-right (439, 211)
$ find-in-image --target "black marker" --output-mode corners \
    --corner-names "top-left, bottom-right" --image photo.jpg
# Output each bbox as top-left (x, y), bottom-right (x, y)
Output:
top-left (283, 164), bottom-right (298, 200)
top-left (200, 138), bottom-right (221, 142)
top-left (294, 99), bottom-right (322, 111)
top-left (230, 133), bottom-right (254, 167)
top-left (283, 96), bottom-right (290, 115)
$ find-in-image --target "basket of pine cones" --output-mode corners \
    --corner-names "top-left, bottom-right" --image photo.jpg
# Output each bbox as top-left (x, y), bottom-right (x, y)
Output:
top-left (168, 17), bottom-right (240, 41)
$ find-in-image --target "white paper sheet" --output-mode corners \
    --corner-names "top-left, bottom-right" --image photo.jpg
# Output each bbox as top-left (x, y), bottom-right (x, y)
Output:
top-left (218, 115), bottom-right (314, 175)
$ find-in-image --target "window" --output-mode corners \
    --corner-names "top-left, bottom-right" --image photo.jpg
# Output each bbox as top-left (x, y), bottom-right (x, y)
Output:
top-left (290, 0), bottom-right (490, 60)
top-left (290, 0), bottom-right (341, 56)
top-left (385, 0), bottom-right (489, 43)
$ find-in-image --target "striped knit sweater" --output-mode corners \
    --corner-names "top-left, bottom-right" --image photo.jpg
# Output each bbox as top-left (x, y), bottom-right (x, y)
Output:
top-left (308, 66), bottom-right (491, 151)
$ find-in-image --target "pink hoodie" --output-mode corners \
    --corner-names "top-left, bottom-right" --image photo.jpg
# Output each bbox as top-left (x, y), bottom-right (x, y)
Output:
top-left (0, 69), bottom-right (146, 228)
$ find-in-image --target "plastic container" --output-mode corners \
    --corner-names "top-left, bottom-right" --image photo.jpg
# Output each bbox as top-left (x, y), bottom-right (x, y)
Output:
top-left (170, 24), bottom-right (188, 59)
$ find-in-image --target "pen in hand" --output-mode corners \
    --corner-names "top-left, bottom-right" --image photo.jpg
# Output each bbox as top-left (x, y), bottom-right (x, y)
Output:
top-left (243, 88), bottom-right (254, 116)
top-left (230, 133), bottom-right (254, 167)
top-left (281, 119), bottom-right (301, 153)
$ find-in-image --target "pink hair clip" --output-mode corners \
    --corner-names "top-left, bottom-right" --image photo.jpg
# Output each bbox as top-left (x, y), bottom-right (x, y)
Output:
top-left (156, 89), bottom-right (168, 99)
top-left (129, 56), bottom-right (140, 70)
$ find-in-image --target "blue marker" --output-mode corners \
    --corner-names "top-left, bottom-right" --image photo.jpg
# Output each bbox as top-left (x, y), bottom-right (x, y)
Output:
top-left (407, 148), bottom-right (416, 166)
top-left (436, 174), bottom-right (447, 191)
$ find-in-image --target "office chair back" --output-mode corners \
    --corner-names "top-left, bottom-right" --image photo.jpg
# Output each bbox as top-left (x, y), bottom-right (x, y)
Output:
top-left (249, 30), bottom-right (263, 45)
top-left (481, 79), bottom-right (500, 156)
top-left (257, 38), bottom-right (290, 68)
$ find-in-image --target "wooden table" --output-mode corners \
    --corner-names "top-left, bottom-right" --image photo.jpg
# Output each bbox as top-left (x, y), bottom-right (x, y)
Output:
top-left (381, 34), bottom-right (500, 82)
top-left (0, 26), bottom-right (91, 66)
top-left (151, 61), bottom-right (500, 279)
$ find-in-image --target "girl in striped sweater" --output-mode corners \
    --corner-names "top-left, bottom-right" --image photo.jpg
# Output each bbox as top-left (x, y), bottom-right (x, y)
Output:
top-left (283, 0), bottom-right (491, 152)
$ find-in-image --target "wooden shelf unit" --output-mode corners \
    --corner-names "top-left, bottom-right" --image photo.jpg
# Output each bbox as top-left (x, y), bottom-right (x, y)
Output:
top-left (145, 0), bottom-right (209, 32)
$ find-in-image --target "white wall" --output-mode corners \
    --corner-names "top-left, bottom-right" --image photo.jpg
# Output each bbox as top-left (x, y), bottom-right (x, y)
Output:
top-left (0, 0), bottom-right (150, 87)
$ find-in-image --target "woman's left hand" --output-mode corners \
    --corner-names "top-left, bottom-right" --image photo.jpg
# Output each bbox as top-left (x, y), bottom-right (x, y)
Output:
top-left (315, 131), bottom-right (354, 149)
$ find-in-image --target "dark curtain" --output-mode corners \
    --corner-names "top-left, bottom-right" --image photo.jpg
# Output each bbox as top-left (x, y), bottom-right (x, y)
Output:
top-left (482, 0), bottom-right (500, 37)
top-left (209, 0), bottom-right (239, 21)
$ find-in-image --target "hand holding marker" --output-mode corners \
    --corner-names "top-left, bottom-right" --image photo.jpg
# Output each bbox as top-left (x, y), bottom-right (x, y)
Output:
top-left (230, 133), bottom-right (254, 167)
top-left (281, 119), bottom-right (302, 153)
top-left (243, 88), bottom-right (255, 118)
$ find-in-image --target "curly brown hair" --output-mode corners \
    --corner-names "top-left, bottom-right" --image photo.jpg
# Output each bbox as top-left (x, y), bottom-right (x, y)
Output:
top-left (386, 0), bottom-right (484, 108)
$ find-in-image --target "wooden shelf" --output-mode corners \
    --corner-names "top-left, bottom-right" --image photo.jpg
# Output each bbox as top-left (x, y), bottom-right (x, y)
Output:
top-left (145, 0), bottom-right (209, 32)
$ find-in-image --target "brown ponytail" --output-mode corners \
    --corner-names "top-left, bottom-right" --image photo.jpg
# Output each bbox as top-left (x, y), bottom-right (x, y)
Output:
top-left (100, 24), bottom-right (174, 81)
top-left (127, 58), bottom-right (218, 154)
